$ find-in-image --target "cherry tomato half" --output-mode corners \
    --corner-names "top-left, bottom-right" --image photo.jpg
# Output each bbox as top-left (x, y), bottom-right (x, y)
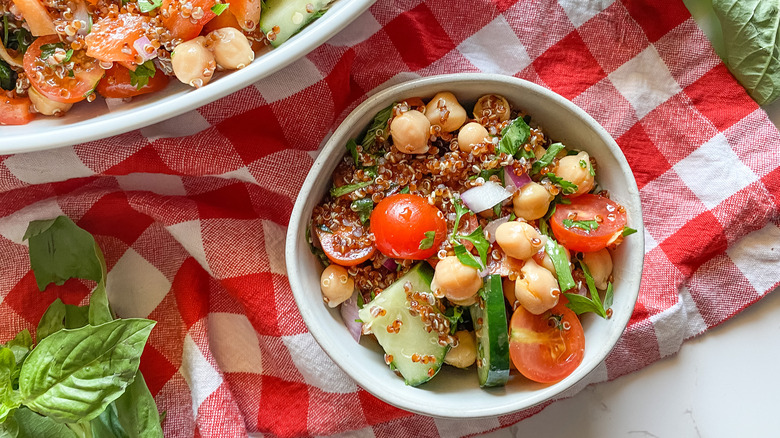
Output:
top-left (162, 0), bottom-right (216, 41)
top-left (316, 227), bottom-right (375, 267)
top-left (550, 194), bottom-right (627, 253)
top-left (0, 96), bottom-right (34, 125)
top-left (509, 299), bottom-right (585, 384)
top-left (96, 64), bottom-right (170, 98)
top-left (24, 36), bottom-right (105, 104)
top-left (85, 14), bottom-right (150, 64)
top-left (370, 194), bottom-right (447, 260)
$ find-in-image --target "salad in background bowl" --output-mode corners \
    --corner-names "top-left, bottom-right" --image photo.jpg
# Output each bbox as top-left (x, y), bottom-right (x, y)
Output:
top-left (286, 74), bottom-right (644, 418)
top-left (0, 0), bottom-right (375, 153)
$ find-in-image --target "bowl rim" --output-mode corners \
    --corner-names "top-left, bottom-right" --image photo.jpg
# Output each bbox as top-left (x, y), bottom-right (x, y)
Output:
top-left (286, 73), bottom-right (645, 418)
top-left (0, 0), bottom-right (376, 154)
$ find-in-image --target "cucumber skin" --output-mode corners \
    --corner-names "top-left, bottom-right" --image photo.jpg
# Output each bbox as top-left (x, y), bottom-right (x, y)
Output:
top-left (357, 263), bottom-right (448, 387)
top-left (260, 0), bottom-right (331, 47)
top-left (470, 275), bottom-right (510, 388)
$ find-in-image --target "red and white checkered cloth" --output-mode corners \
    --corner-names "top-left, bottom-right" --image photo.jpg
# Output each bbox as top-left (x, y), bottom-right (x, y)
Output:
top-left (1, 0), bottom-right (779, 436)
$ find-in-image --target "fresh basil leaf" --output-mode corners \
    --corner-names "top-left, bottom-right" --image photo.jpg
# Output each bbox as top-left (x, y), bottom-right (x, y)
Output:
top-left (0, 347), bottom-right (21, 422)
top-left (136, 0), bottom-right (162, 13)
top-left (345, 138), bottom-right (359, 167)
top-left (562, 219), bottom-right (599, 232)
top-left (544, 237), bottom-right (576, 292)
top-left (0, 60), bottom-right (15, 91)
top-left (604, 281), bottom-right (614, 312)
top-left (38, 43), bottom-right (64, 63)
top-left (0, 413), bottom-right (17, 438)
top-left (450, 198), bottom-right (470, 243)
top-left (453, 244), bottom-right (482, 270)
top-left (89, 284), bottom-right (114, 326)
top-left (305, 226), bottom-right (329, 267)
top-left (350, 198), bottom-right (373, 225)
top-left (712, 0), bottom-right (780, 105)
top-left (19, 319), bottom-right (156, 423)
top-left (3, 331), bottom-right (31, 369)
top-left (492, 202), bottom-right (501, 217)
top-left (36, 299), bottom-right (66, 343)
top-left (210, 3), bottom-right (228, 15)
top-left (443, 306), bottom-right (463, 335)
top-left (399, 186), bottom-right (410, 194)
top-left (530, 142), bottom-right (565, 175)
top-left (545, 173), bottom-right (578, 195)
top-left (91, 403), bottom-right (128, 438)
top-left (362, 104), bottom-right (394, 152)
top-left (7, 27), bottom-right (33, 56)
top-left (498, 117), bottom-right (531, 158)
top-left (562, 292), bottom-right (603, 316)
top-left (128, 61), bottom-right (156, 89)
top-left (63, 304), bottom-right (89, 329)
top-left (580, 260), bottom-right (603, 309)
top-left (621, 227), bottom-right (637, 237)
top-left (454, 226), bottom-right (490, 268)
top-left (24, 216), bottom-right (106, 291)
top-left (478, 167), bottom-right (504, 185)
top-left (418, 231), bottom-right (436, 250)
top-left (14, 408), bottom-right (77, 438)
top-left (330, 181), bottom-right (371, 198)
top-left (109, 372), bottom-right (162, 438)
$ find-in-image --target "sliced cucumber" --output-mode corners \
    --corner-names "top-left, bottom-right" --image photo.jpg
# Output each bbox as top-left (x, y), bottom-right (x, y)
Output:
top-left (470, 275), bottom-right (510, 387)
top-left (259, 0), bottom-right (332, 47)
top-left (357, 263), bottom-right (449, 386)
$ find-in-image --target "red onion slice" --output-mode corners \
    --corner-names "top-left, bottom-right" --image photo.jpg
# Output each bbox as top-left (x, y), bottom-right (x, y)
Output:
top-left (73, 1), bottom-right (91, 36)
top-left (340, 292), bottom-right (362, 343)
top-left (460, 181), bottom-right (513, 213)
top-left (504, 167), bottom-right (532, 192)
top-left (382, 257), bottom-right (397, 271)
top-left (133, 36), bottom-right (157, 62)
top-left (484, 215), bottom-right (512, 244)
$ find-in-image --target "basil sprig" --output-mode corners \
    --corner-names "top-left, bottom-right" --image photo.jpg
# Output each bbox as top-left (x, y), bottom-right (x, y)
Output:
top-left (563, 260), bottom-right (613, 319)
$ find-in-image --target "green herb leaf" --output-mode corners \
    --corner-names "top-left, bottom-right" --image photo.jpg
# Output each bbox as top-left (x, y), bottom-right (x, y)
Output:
top-left (14, 408), bottom-right (77, 438)
top-left (450, 198), bottom-right (470, 243)
top-left (478, 167), bottom-right (504, 185)
top-left (0, 347), bottom-right (21, 422)
top-left (563, 260), bottom-right (608, 319)
top-left (361, 104), bottom-right (394, 152)
top-left (305, 225), bottom-right (329, 267)
top-left (19, 319), bottom-right (156, 423)
top-left (543, 236), bottom-right (576, 292)
top-left (38, 43), bottom-right (64, 63)
top-left (621, 226), bottom-right (637, 237)
top-left (210, 3), bottom-right (229, 15)
top-left (712, 0), bottom-right (780, 105)
top-left (64, 49), bottom-right (73, 63)
top-left (454, 226), bottom-right (490, 268)
top-left (530, 142), bottom-right (565, 175)
top-left (63, 304), bottom-right (89, 329)
top-left (350, 198), bottom-right (373, 224)
top-left (5, 27), bottom-right (33, 56)
top-left (36, 299), bottom-right (66, 343)
top-left (128, 60), bottom-right (156, 90)
top-left (443, 306), bottom-right (463, 335)
top-left (88, 284), bottom-right (114, 326)
top-left (545, 172), bottom-right (578, 195)
top-left (418, 231), bottom-right (436, 250)
top-left (137, 0), bottom-right (162, 13)
top-left (562, 219), bottom-right (599, 232)
top-left (4, 330), bottom-right (32, 368)
top-left (399, 186), bottom-right (410, 194)
top-left (0, 60), bottom-right (16, 91)
top-left (498, 117), bottom-right (532, 158)
top-left (345, 138), bottom-right (359, 167)
top-left (330, 181), bottom-right (371, 198)
top-left (604, 281), bottom-right (614, 311)
top-left (106, 372), bottom-right (163, 438)
top-left (453, 244), bottom-right (482, 270)
top-left (25, 216), bottom-right (106, 291)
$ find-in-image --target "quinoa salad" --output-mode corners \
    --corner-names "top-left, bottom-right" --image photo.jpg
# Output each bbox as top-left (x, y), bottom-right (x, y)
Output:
top-left (309, 91), bottom-right (636, 387)
top-left (0, 0), bottom-right (332, 125)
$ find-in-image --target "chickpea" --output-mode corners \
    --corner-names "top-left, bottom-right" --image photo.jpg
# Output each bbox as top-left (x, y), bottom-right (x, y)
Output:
top-left (473, 94), bottom-right (511, 121)
top-left (512, 182), bottom-right (553, 221)
top-left (207, 27), bottom-right (254, 70)
top-left (515, 259), bottom-right (560, 315)
top-left (390, 110), bottom-right (430, 154)
top-left (495, 221), bottom-right (544, 261)
top-left (430, 256), bottom-right (482, 302)
top-left (425, 91), bottom-right (467, 132)
top-left (554, 151), bottom-right (594, 197)
top-left (450, 294), bottom-right (477, 306)
top-left (29, 87), bottom-right (72, 116)
top-left (444, 330), bottom-right (477, 369)
top-left (583, 248), bottom-right (613, 290)
top-left (320, 264), bottom-right (354, 308)
top-left (457, 122), bottom-right (489, 153)
top-left (171, 36), bottom-right (216, 88)
top-left (502, 277), bottom-right (518, 309)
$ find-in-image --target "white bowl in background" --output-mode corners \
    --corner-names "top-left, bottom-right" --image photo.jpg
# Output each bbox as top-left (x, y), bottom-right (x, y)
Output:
top-left (0, 0), bottom-right (375, 154)
top-left (286, 73), bottom-right (644, 418)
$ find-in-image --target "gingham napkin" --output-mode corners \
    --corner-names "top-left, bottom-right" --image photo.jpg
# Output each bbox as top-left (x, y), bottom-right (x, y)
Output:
top-left (1, 0), bottom-right (779, 437)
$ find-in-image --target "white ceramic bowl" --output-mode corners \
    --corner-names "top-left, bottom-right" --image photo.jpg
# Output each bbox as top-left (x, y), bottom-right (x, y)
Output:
top-left (286, 73), bottom-right (644, 418)
top-left (0, 0), bottom-right (375, 154)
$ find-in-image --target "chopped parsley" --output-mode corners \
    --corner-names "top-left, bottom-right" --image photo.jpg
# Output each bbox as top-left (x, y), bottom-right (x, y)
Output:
top-left (350, 198), bottom-right (373, 224)
top-left (453, 244), bottom-right (482, 270)
top-left (497, 117), bottom-right (533, 159)
top-left (562, 219), bottom-right (599, 232)
top-left (545, 172), bottom-right (578, 195)
top-left (211, 3), bottom-right (229, 15)
top-left (137, 0), bottom-right (163, 13)
top-left (129, 60), bottom-right (156, 89)
top-left (330, 181), bottom-right (371, 198)
top-left (418, 231), bottom-right (436, 250)
top-left (39, 43), bottom-right (65, 63)
top-left (622, 227), bottom-right (637, 236)
top-left (399, 186), bottom-right (410, 194)
top-left (361, 103), bottom-right (394, 152)
top-left (530, 142), bottom-right (565, 175)
top-left (453, 226), bottom-right (490, 268)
